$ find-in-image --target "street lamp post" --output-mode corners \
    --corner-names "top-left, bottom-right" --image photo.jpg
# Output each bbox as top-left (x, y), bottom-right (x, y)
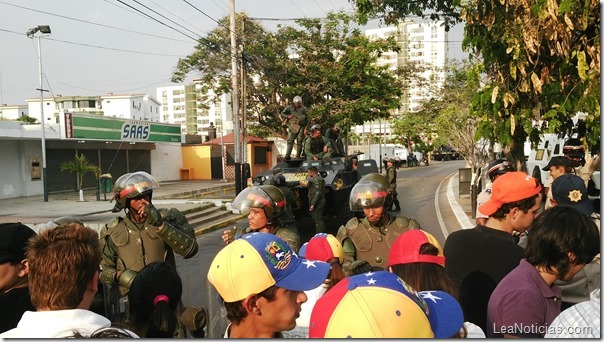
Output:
top-left (27, 25), bottom-right (51, 202)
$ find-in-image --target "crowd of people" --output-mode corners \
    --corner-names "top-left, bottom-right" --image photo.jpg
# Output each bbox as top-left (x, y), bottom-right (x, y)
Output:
top-left (0, 123), bottom-right (600, 338)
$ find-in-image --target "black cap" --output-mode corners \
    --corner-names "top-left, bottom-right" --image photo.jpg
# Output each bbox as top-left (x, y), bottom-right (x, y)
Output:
top-left (551, 174), bottom-right (593, 215)
top-left (0, 223), bottom-right (36, 263)
top-left (542, 156), bottom-right (571, 171)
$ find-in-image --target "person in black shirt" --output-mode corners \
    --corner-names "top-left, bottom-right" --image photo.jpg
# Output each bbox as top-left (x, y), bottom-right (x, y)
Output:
top-left (444, 172), bottom-right (542, 332)
top-left (0, 223), bottom-right (37, 333)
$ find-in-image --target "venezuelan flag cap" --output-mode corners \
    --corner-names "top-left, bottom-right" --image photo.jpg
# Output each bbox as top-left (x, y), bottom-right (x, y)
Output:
top-left (309, 271), bottom-right (463, 338)
top-left (207, 232), bottom-right (330, 303)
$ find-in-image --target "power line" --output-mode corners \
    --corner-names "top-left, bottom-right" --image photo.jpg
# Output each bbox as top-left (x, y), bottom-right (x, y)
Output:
top-left (129, 0), bottom-right (204, 38)
top-left (0, 1), bottom-right (192, 43)
top-left (1, 27), bottom-right (185, 55)
top-left (181, 0), bottom-right (222, 26)
top-left (46, 36), bottom-right (185, 55)
top-left (54, 78), bottom-right (172, 93)
top-left (115, 0), bottom-right (199, 41)
top-left (288, 0), bottom-right (307, 17)
top-left (311, 0), bottom-right (327, 13)
top-left (148, 0), bottom-right (208, 33)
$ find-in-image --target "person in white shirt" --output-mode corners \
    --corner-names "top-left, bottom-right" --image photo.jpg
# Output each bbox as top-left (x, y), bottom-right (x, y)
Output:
top-left (0, 223), bottom-right (137, 338)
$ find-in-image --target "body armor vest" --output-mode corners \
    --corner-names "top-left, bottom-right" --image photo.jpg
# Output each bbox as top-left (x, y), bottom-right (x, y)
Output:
top-left (309, 137), bottom-right (325, 154)
top-left (109, 217), bottom-right (168, 274)
top-left (343, 215), bottom-right (418, 270)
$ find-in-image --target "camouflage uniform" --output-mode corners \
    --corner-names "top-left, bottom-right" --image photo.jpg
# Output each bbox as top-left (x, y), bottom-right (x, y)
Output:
top-left (337, 215), bottom-right (420, 275)
top-left (304, 135), bottom-right (333, 160)
top-left (282, 102), bottom-right (308, 159)
top-left (99, 208), bottom-right (198, 296)
top-left (386, 162), bottom-right (400, 211)
top-left (277, 185), bottom-right (298, 229)
top-left (308, 173), bottom-right (326, 234)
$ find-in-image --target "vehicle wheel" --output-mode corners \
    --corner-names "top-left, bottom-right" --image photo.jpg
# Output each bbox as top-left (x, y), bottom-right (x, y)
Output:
top-left (444, 155), bottom-right (451, 161)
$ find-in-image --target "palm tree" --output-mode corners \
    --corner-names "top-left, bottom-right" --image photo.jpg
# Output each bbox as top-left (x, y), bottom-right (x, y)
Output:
top-left (60, 153), bottom-right (100, 201)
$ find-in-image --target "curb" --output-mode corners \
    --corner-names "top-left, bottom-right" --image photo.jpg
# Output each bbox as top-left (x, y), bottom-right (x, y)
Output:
top-left (446, 175), bottom-right (474, 229)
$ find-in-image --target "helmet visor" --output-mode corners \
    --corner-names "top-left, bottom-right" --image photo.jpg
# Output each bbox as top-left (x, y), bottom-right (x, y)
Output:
top-left (113, 171), bottom-right (159, 199)
top-left (349, 182), bottom-right (388, 211)
top-left (232, 187), bottom-right (273, 215)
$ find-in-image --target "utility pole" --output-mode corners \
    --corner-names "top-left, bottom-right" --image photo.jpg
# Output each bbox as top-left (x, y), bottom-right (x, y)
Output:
top-left (240, 18), bottom-right (248, 186)
top-left (229, 0), bottom-right (241, 194)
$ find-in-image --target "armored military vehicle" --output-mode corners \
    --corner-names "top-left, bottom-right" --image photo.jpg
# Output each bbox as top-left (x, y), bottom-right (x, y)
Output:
top-left (254, 154), bottom-right (378, 239)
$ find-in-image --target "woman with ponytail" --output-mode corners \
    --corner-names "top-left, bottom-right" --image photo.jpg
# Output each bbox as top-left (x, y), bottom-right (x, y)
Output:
top-left (127, 262), bottom-right (182, 338)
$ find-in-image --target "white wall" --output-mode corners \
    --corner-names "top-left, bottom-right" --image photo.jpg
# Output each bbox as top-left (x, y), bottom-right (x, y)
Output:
top-left (151, 143), bottom-right (182, 181)
top-left (0, 139), bottom-right (43, 199)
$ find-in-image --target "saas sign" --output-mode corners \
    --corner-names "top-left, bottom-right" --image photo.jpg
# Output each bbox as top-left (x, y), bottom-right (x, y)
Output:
top-left (122, 121), bottom-right (150, 140)
top-left (62, 113), bottom-right (182, 143)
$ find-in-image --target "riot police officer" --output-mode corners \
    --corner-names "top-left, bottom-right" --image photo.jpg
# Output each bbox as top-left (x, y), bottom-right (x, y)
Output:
top-left (274, 173), bottom-right (298, 231)
top-left (563, 138), bottom-right (599, 187)
top-left (98, 171), bottom-right (204, 337)
top-left (337, 173), bottom-right (421, 275)
top-left (222, 185), bottom-right (300, 252)
top-left (304, 124), bottom-right (332, 161)
top-left (99, 171), bottom-right (198, 295)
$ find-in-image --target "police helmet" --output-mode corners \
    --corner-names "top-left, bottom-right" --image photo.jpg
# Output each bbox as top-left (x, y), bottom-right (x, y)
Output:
top-left (274, 174), bottom-right (287, 186)
top-left (349, 173), bottom-right (392, 212)
top-left (486, 159), bottom-right (512, 182)
top-left (310, 124), bottom-right (322, 133)
top-left (293, 95), bottom-right (302, 104)
top-left (563, 138), bottom-right (585, 159)
top-left (232, 185), bottom-right (286, 219)
top-left (111, 171), bottom-right (159, 212)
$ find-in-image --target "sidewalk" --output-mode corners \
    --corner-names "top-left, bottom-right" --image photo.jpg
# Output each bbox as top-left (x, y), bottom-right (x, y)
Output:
top-left (0, 179), bottom-right (235, 232)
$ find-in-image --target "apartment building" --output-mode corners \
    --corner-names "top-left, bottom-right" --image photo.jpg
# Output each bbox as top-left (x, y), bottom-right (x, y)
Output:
top-left (25, 93), bottom-right (161, 123)
top-left (356, 20), bottom-right (447, 142)
top-left (156, 81), bottom-right (232, 140)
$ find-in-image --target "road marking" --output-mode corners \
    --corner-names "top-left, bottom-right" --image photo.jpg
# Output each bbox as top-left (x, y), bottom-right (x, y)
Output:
top-left (435, 171), bottom-right (474, 239)
top-left (435, 172), bottom-right (454, 239)
top-left (447, 173), bottom-right (474, 230)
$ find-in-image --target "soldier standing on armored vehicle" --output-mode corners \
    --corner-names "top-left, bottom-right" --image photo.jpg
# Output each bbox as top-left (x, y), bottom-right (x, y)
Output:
top-left (99, 171), bottom-right (205, 337)
top-left (282, 95), bottom-right (308, 160)
top-left (304, 124), bottom-right (332, 161)
top-left (337, 173), bottom-right (421, 275)
top-left (221, 185), bottom-right (301, 252)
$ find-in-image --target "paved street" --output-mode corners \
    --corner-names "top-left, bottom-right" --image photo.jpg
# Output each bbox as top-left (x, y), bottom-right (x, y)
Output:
top-left (174, 160), bottom-right (473, 337)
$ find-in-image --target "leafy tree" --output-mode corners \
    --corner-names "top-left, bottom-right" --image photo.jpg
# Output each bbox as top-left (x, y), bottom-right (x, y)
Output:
top-left (172, 12), bottom-right (403, 138)
top-left (16, 115), bottom-right (37, 124)
top-left (60, 153), bottom-right (100, 193)
top-left (352, 0), bottom-right (461, 30)
top-left (463, 0), bottom-right (600, 167)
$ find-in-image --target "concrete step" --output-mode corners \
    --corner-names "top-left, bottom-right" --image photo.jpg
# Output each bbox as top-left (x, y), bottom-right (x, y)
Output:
top-left (156, 184), bottom-right (236, 200)
top-left (183, 204), bottom-right (246, 236)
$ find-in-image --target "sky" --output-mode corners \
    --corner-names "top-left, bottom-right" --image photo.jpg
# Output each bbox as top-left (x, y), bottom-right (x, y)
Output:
top-left (0, 0), bottom-right (467, 106)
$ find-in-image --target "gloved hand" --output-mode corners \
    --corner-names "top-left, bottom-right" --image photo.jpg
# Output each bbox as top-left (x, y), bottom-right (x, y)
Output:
top-left (144, 204), bottom-right (163, 226)
top-left (351, 260), bottom-right (373, 275)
